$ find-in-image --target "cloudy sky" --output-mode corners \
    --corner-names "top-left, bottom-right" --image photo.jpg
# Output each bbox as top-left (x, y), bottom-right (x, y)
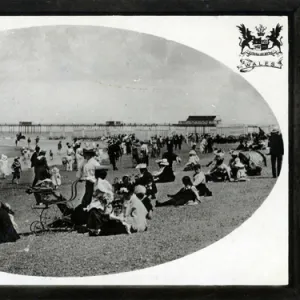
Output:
top-left (0, 25), bottom-right (277, 125)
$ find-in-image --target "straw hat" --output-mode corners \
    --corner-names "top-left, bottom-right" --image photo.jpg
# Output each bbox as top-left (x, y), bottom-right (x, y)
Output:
top-left (189, 150), bottom-right (197, 156)
top-left (214, 149), bottom-right (224, 158)
top-left (136, 163), bottom-right (147, 169)
top-left (159, 158), bottom-right (169, 166)
top-left (231, 151), bottom-right (239, 157)
top-left (119, 187), bottom-right (129, 194)
top-left (134, 185), bottom-right (146, 195)
top-left (235, 159), bottom-right (245, 169)
top-left (96, 180), bottom-right (111, 194)
top-left (95, 165), bottom-right (110, 171)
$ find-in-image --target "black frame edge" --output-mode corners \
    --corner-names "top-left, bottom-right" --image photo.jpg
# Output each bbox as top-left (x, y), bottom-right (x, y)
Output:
top-left (0, 1), bottom-right (299, 299)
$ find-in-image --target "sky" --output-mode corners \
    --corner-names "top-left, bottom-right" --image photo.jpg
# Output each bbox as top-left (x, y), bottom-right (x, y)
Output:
top-left (0, 25), bottom-right (278, 125)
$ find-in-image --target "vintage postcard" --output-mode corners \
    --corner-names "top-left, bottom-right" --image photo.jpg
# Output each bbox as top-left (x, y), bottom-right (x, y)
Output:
top-left (0, 16), bottom-right (288, 285)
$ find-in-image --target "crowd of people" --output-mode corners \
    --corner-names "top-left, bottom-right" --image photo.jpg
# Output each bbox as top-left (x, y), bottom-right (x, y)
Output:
top-left (0, 126), bottom-right (284, 243)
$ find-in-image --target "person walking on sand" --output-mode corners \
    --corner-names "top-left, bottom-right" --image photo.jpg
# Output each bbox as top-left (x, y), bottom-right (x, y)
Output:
top-left (0, 154), bottom-right (10, 179)
top-left (27, 137), bottom-right (31, 148)
top-left (268, 126), bottom-right (284, 178)
top-left (35, 136), bottom-right (40, 146)
top-left (57, 141), bottom-right (62, 155)
top-left (11, 157), bottom-right (22, 185)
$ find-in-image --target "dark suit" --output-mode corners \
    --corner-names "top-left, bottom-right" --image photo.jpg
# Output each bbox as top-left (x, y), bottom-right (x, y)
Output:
top-left (269, 132), bottom-right (284, 178)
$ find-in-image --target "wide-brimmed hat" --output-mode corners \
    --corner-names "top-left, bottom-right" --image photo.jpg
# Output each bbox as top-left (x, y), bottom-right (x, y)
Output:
top-left (136, 163), bottom-right (147, 169)
top-left (96, 180), bottom-right (111, 194)
top-left (119, 187), bottom-right (130, 194)
top-left (95, 165), bottom-right (110, 171)
top-left (134, 185), bottom-right (146, 195)
top-left (189, 150), bottom-right (197, 156)
top-left (271, 126), bottom-right (280, 133)
top-left (231, 151), bottom-right (239, 157)
top-left (235, 159), bottom-right (245, 169)
top-left (214, 149), bottom-right (224, 158)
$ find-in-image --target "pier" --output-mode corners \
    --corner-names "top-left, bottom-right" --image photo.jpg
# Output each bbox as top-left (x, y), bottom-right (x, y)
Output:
top-left (0, 123), bottom-right (273, 140)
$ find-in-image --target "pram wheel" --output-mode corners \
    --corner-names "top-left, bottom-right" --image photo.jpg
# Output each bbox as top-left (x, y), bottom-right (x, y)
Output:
top-left (30, 221), bottom-right (44, 234)
top-left (40, 206), bottom-right (61, 229)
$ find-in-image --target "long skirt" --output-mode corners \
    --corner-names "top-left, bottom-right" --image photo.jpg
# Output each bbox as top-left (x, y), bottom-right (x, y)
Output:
top-left (195, 183), bottom-right (212, 196)
top-left (156, 189), bottom-right (196, 207)
top-left (81, 181), bottom-right (95, 208)
top-left (87, 209), bottom-right (128, 235)
top-left (0, 209), bottom-right (20, 244)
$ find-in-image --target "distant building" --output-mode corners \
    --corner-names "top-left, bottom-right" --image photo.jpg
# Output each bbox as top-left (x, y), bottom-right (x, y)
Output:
top-left (105, 121), bottom-right (124, 126)
top-left (19, 121), bottom-right (32, 126)
top-left (178, 116), bottom-right (221, 127)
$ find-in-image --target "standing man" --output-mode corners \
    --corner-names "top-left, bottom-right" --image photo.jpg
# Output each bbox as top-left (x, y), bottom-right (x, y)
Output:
top-left (57, 141), bottom-right (62, 155)
top-left (35, 136), bottom-right (40, 146)
top-left (30, 146), bottom-right (40, 187)
top-left (77, 149), bottom-right (101, 208)
top-left (27, 137), bottom-right (31, 148)
top-left (108, 140), bottom-right (118, 171)
top-left (269, 126), bottom-right (284, 178)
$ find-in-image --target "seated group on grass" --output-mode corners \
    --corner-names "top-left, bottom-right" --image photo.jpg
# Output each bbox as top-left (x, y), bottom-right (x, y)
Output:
top-left (70, 165), bottom-right (153, 236)
top-left (2, 143), bottom-right (261, 245)
top-left (205, 149), bottom-right (248, 182)
top-left (156, 164), bottom-right (212, 207)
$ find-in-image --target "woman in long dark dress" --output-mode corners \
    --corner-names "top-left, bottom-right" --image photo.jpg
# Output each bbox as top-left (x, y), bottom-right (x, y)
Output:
top-left (153, 159), bottom-right (175, 183)
top-left (32, 150), bottom-right (52, 205)
top-left (0, 202), bottom-right (20, 244)
top-left (156, 176), bottom-right (200, 207)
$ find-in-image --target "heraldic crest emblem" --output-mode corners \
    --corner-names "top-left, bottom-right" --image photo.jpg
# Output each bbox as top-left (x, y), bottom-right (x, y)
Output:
top-left (237, 24), bottom-right (283, 72)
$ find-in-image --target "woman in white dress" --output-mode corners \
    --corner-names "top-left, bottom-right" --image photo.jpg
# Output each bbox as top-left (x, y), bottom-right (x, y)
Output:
top-left (66, 145), bottom-right (75, 171)
top-left (75, 148), bottom-right (84, 170)
top-left (0, 154), bottom-right (10, 178)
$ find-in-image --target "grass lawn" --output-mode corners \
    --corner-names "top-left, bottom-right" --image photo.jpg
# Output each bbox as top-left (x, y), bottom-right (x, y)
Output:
top-left (0, 142), bottom-right (277, 277)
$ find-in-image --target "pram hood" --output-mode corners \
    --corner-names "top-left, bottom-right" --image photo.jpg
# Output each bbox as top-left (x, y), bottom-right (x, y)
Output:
top-left (239, 151), bottom-right (267, 168)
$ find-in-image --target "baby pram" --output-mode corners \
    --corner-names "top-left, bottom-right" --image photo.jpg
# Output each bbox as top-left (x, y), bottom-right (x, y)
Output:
top-left (238, 150), bottom-right (267, 176)
top-left (26, 179), bottom-right (80, 234)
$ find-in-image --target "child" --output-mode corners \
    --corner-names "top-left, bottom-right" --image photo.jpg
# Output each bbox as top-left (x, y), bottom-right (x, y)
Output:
top-left (49, 150), bottom-right (54, 161)
top-left (11, 157), bottom-right (22, 184)
top-left (51, 167), bottom-right (62, 189)
top-left (62, 156), bottom-right (68, 171)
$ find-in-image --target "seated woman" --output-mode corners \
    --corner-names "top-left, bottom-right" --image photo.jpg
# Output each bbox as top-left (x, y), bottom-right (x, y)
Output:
top-left (135, 164), bottom-right (157, 200)
top-left (134, 185), bottom-right (154, 220)
top-left (113, 175), bottom-right (134, 194)
top-left (206, 152), bottom-right (232, 182)
top-left (87, 185), bottom-right (148, 236)
top-left (0, 202), bottom-right (20, 244)
top-left (229, 151), bottom-right (248, 182)
top-left (156, 176), bottom-right (201, 207)
top-left (183, 150), bottom-right (200, 171)
top-left (86, 179), bottom-right (127, 236)
top-left (193, 164), bottom-right (212, 196)
top-left (153, 159), bottom-right (175, 183)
